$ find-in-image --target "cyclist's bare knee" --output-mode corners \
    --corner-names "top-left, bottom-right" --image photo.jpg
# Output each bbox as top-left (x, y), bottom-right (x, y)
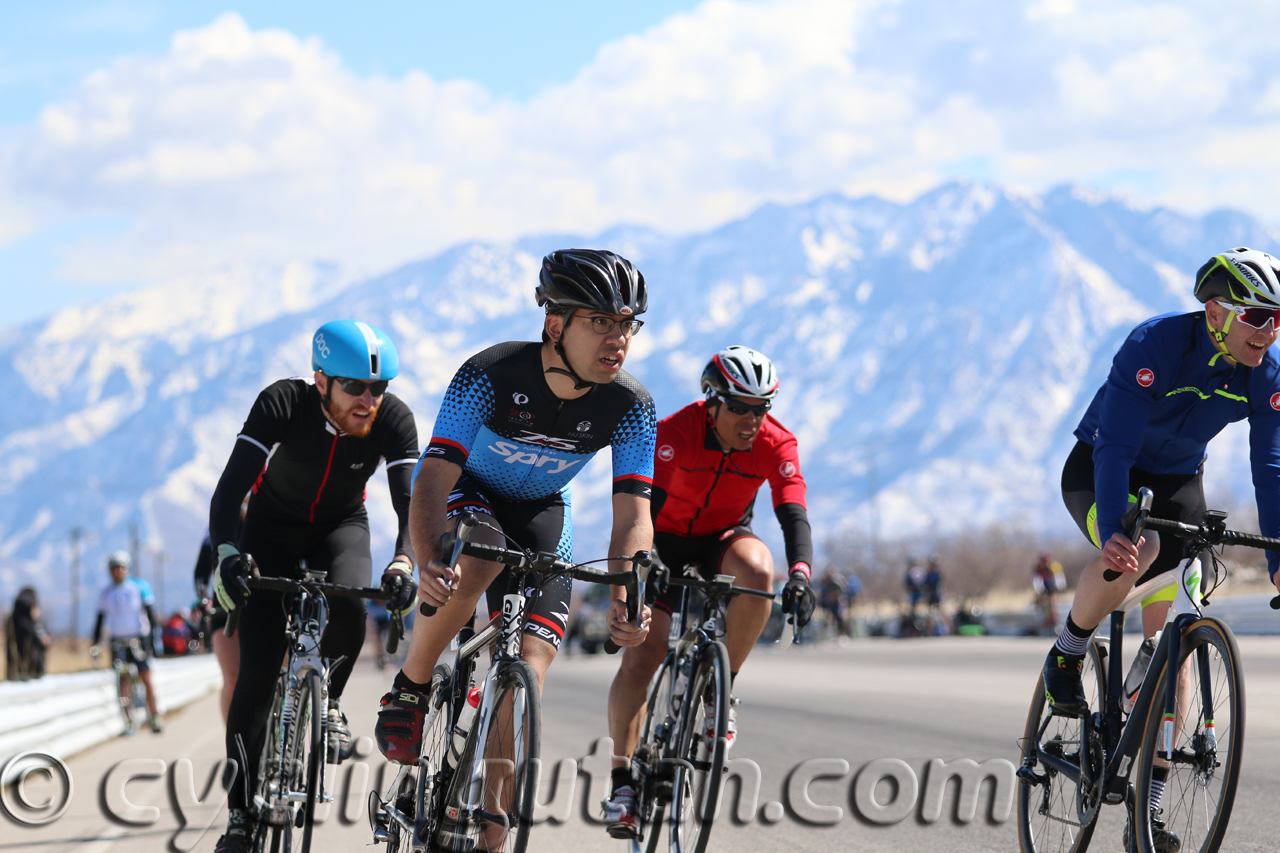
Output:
top-left (521, 634), bottom-right (557, 692)
top-left (721, 538), bottom-right (773, 589)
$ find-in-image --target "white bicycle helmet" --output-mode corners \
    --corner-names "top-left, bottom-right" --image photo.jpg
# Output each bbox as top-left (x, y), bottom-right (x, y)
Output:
top-left (700, 346), bottom-right (780, 400)
top-left (1194, 247), bottom-right (1280, 308)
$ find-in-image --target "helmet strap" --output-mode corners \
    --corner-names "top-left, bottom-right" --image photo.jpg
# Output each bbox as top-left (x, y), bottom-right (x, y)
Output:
top-left (545, 310), bottom-right (596, 391)
top-left (1206, 311), bottom-right (1238, 366)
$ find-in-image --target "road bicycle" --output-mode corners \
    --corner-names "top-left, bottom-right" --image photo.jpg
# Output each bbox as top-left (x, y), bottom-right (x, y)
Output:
top-left (224, 563), bottom-right (402, 853)
top-left (368, 512), bottom-right (651, 853)
top-left (92, 637), bottom-right (154, 735)
top-left (1017, 488), bottom-right (1277, 853)
top-left (621, 562), bottom-right (775, 853)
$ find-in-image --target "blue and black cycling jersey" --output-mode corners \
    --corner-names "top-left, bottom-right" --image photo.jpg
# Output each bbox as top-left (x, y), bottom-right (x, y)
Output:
top-left (1074, 311), bottom-right (1280, 575)
top-left (419, 341), bottom-right (657, 501)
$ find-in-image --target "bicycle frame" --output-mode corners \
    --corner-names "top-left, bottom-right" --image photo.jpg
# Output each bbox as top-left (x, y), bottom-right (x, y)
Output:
top-left (1030, 547), bottom-right (1212, 807)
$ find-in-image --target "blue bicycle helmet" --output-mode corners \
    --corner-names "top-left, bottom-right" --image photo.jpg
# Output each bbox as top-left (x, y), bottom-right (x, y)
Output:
top-left (311, 320), bottom-right (399, 380)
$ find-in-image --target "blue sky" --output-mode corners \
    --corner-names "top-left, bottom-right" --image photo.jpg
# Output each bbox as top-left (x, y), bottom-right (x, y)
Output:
top-left (4, 0), bottom-right (1280, 327)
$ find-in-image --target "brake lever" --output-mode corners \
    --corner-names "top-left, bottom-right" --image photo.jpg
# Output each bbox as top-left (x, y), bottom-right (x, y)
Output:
top-left (421, 512), bottom-right (478, 618)
top-left (1104, 487), bottom-right (1153, 582)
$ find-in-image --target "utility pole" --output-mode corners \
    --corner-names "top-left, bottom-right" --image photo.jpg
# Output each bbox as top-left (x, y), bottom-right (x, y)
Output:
top-left (70, 528), bottom-right (83, 649)
top-left (153, 551), bottom-right (168, 618)
top-left (866, 442), bottom-right (880, 574)
top-left (129, 521), bottom-right (140, 580)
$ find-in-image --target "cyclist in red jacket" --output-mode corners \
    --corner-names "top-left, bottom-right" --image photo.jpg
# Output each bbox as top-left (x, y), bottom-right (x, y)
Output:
top-left (601, 345), bottom-right (816, 837)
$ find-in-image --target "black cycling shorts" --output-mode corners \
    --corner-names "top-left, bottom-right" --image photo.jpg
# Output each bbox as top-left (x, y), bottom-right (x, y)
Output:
top-left (446, 475), bottom-right (573, 650)
top-left (111, 637), bottom-right (151, 673)
top-left (652, 526), bottom-right (758, 616)
top-left (1061, 439), bottom-right (1206, 585)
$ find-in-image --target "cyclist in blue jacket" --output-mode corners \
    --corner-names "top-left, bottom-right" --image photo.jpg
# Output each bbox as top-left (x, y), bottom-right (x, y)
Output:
top-left (1041, 247), bottom-right (1280, 850)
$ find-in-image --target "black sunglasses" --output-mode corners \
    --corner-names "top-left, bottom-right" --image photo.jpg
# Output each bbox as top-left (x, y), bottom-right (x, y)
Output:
top-left (719, 396), bottom-right (771, 416)
top-left (334, 377), bottom-right (389, 397)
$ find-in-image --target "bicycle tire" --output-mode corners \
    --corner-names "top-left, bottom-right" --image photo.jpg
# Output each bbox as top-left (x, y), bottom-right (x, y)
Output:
top-left (117, 668), bottom-right (136, 733)
top-left (638, 655), bottom-right (677, 853)
top-left (438, 660), bottom-right (541, 853)
top-left (668, 640), bottom-right (729, 853)
top-left (1133, 617), bottom-right (1244, 853)
top-left (1016, 640), bottom-right (1107, 853)
top-left (275, 671), bottom-right (323, 853)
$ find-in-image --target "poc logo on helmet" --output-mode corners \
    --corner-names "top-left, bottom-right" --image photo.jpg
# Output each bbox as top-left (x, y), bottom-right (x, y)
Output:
top-left (315, 334), bottom-right (330, 359)
top-left (1136, 368), bottom-right (1154, 387)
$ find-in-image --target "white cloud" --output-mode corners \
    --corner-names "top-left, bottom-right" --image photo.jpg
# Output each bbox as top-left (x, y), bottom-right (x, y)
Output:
top-left (7, 0), bottom-right (1280, 287)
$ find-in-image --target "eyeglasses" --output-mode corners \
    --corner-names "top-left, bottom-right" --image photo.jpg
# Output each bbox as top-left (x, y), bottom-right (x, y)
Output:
top-left (576, 315), bottom-right (645, 337)
top-left (334, 377), bottom-right (389, 397)
top-left (718, 396), bottom-right (771, 416)
top-left (1215, 299), bottom-right (1280, 330)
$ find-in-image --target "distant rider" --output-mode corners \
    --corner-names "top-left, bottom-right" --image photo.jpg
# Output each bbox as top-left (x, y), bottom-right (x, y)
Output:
top-left (92, 551), bottom-right (162, 733)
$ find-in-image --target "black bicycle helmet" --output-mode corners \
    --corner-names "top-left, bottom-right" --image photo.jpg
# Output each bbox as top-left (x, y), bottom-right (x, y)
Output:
top-left (535, 249), bottom-right (647, 316)
top-left (1193, 247), bottom-right (1280, 308)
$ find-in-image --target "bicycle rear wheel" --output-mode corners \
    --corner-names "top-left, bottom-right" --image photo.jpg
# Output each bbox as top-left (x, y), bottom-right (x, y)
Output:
top-left (1016, 640), bottom-right (1107, 853)
top-left (638, 655), bottom-right (677, 853)
top-left (1134, 617), bottom-right (1243, 853)
top-left (440, 660), bottom-right (541, 853)
top-left (668, 641), bottom-right (729, 853)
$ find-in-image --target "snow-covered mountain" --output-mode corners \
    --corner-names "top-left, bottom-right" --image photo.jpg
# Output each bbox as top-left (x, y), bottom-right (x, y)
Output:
top-left (4, 182), bottom-right (1277, 629)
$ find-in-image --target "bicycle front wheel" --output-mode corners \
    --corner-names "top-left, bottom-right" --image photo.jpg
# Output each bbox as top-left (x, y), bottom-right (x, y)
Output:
top-left (444, 660), bottom-right (541, 853)
top-left (1016, 640), bottom-right (1107, 853)
top-left (638, 654), bottom-right (677, 853)
top-left (1134, 617), bottom-right (1244, 853)
top-left (669, 640), bottom-right (729, 853)
top-left (277, 671), bottom-right (323, 853)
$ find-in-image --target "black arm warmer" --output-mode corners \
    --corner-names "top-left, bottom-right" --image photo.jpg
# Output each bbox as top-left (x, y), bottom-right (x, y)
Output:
top-left (92, 612), bottom-right (104, 646)
top-left (774, 502), bottom-right (814, 570)
top-left (387, 462), bottom-right (415, 564)
top-left (650, 486), bottom-right (668, 525)
top-left (193, 538), bottom-right (214, 587)
top-left (145, 604), bottom-right (158, 635)
top-left (209, 440), bottom-right (267, 547)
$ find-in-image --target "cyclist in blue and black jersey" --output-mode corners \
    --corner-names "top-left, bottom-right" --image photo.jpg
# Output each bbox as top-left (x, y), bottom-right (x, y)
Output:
top-left (375, 249), bottom-right (658, 764)
top-left (1040, 247), bottom-right (1280, 850)
top-left (209, 321), bottom-right (420, 853)
top-left (92, 551), bottom-right (161, 732)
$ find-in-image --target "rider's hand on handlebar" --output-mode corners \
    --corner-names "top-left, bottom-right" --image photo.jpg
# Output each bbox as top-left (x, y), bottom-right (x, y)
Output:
top-left (213, 544), bottom-right (253, 611)
top-left (607, 598), bottom-right (651, 647)
top-left (380, 558), bottom-right (417, 616)
top-left (781, 571), bottom-right (817, 628)
top-left (417, 558), bottom-right (457, 610)
top-left (1101, 532), bottom-right (1144, 575)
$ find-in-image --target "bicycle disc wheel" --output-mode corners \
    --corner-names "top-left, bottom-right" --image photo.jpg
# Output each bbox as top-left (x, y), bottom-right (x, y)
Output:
top-left (638, 655), bottom-right (677, 853)
top-left (1016, 640), bottom-right (1107, 853)
top-left (669, 641), bottom-right (728, 853)
top-left (1134, 618), bottom-right (1243, 853)
top-left (442, 660), bottom-right (541, 853)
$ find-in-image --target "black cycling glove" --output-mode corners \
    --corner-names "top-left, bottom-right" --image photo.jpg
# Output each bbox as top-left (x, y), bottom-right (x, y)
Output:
top-left (781, 571), bottom-right (817, 628)
top-left (380, 560), bottom-right (417, 616)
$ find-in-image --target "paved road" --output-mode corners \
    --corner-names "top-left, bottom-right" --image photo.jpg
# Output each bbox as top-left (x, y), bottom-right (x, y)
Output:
top-left (6, 636), bottom-right (1280, 852)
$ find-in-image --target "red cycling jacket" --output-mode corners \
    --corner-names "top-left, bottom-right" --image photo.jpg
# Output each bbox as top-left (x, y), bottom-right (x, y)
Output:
top-left (651, 401), bottom-right (813, 576)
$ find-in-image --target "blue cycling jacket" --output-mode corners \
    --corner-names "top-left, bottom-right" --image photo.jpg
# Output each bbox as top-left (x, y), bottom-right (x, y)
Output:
top-left (417, 341), bottom-right (656, 502)
top-left (1074, 312), bottom-right (1280, 576)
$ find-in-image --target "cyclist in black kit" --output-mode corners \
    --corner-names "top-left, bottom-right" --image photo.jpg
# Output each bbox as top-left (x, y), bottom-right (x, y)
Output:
top-left (209, 320), bottom-right (421, 853)
top-left (374, 249), bottom-right (658, 764)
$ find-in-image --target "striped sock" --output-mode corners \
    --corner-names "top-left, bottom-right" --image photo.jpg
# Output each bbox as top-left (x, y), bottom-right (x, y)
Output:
top-left (1052, 614), bottom-right (1092, 657)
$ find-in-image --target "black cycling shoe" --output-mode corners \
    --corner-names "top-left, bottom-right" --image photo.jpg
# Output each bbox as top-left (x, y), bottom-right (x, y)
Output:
top-left (375, 686), bottom-right (429, 765)
top-left (1124, 808), bottom-right (1182, 853)
top-left (1042, 650), bottom-right (1088, 717)
top-left (213, 808), bottom-right (255, 853)
top-left (327, 699), bottom-right (354, 764)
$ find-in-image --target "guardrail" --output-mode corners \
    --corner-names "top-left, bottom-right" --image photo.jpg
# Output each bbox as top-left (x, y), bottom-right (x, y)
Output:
top-left (0, 655), bottom-right (222, 781)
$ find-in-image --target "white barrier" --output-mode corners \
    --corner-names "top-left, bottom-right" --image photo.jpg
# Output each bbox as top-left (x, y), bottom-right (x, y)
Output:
top-left (0, 655), bottom-right (222, 780)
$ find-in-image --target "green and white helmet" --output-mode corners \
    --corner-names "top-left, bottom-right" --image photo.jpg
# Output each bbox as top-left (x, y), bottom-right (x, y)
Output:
top-left (1194, 247), bottom-right (1280, 308)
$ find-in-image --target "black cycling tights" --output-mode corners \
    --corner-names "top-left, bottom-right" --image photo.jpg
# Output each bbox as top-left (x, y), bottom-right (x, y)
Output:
top-left (226, 510), bottom-right (372, 810)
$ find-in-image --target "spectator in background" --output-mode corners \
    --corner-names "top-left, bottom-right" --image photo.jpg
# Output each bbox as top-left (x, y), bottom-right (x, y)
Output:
top-left (844, 572), bottom-right (862, 611)
top-left (5, 588), bottom-right (50, 680)
top-left (817, 570), bottom-right (846, 635)
top-left (904, 558), bottom-right (925, 614)
top-left (924, 555), bottom-right (944, 610)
